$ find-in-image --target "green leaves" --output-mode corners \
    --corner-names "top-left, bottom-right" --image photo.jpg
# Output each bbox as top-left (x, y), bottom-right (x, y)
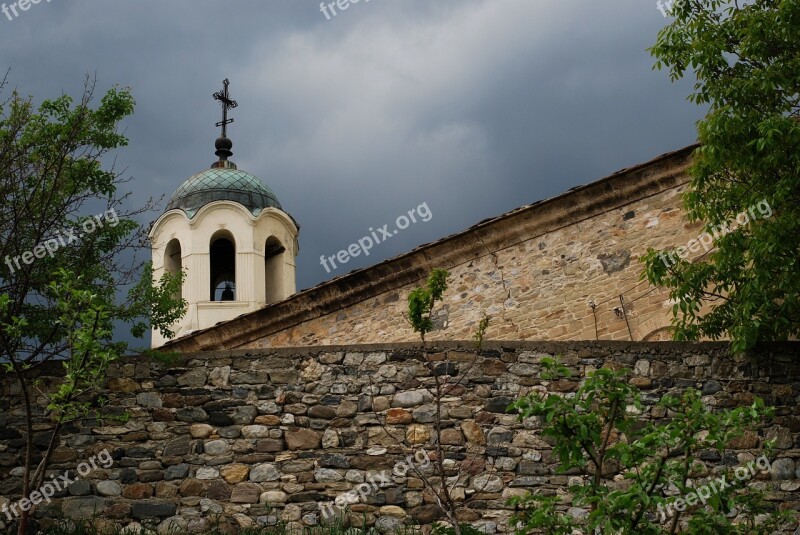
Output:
top-left (473, 313), bottom-right (490, 349)
top-left (125, 262), bottom-right (187, 339)
top-left (508, 358), bottom-right (787, 534)
top-left (507, 494), bottom-right (576, 535)
top-left (645, 0), bottom-right (800, 352)
top-left (407, 269), bottom-right (449, 340)
top-left (40, 269), bottom-right (116, 423)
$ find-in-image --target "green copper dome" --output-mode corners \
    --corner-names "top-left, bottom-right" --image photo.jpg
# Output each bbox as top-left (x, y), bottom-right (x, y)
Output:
top-left (166, 163), bottom-right (282, 219)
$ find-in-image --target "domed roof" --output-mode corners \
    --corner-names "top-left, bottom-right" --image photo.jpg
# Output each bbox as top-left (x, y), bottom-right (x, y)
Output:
top-left (166, 163), bottom-right (282, 219)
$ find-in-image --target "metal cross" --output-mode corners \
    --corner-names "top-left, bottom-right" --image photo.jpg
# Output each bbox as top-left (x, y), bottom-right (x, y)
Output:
top-left (213, 78), bottom-right (238, 138)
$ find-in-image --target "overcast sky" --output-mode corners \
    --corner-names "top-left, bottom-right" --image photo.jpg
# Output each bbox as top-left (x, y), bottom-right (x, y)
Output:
top-left (2, 0), bottom-right (703, 315)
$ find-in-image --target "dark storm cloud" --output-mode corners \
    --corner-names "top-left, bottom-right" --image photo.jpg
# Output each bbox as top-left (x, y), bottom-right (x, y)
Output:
top-left (0, 0), bottom-right (702, 302)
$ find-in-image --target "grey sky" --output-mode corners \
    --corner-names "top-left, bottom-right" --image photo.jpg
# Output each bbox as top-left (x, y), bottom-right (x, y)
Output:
top-left (1, 0), bottom-right (702, 302)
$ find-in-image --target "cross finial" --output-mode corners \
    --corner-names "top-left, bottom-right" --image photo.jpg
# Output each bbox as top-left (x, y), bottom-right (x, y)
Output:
top-left (213, 78), bottom-right (238, 138)
top-left (212, 79), bottom-right (238, 163)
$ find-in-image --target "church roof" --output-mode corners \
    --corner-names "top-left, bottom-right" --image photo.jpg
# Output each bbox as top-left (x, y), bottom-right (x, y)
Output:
top-left (166, 164), bottom-right (283, 219)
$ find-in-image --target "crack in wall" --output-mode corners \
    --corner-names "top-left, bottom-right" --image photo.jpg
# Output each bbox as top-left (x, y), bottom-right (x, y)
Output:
top-left (472, 231), bottom-right (518, 333)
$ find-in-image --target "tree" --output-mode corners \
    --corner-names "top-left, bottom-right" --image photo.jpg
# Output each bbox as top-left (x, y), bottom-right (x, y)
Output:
top-left (642, 0), bottom-right (800, 352)
top-left (508, 357), bottom-right (792, 534)
top-left (0, 76), bottom-right (186, 535)
top-left (407, 269), bottom-right (489, 535)
top-left (353, 270), bottom-right (490, 535)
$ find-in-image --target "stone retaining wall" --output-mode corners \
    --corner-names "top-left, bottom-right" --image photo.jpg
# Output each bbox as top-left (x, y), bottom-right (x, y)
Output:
top-left (0, 341), bottom-right (798, 533)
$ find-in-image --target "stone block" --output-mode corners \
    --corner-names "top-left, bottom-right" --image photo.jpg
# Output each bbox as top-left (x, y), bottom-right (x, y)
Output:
top-left (242, 425), bottom-right (271, 438)
top-left (204, 439), bottom-right (230, 455)
top-left (231, 482), bottom-right (262, 504)
top-left (386, 408), bottom-right (413, 425)
top-left (122, 483), bottom-right (153, 500)
top-left (308, 405), bottom-right (337, 419)
top-left (285, 428), bottom-right (322, 450)
top-left (256, 438), bottom-right (285, 453)
top-left (461, 421), bottom-right (485, 445)
top-left (68, 480), bottom-right (92, 496)
top-left (220, 463), bottom-right (250, 483)
top-left (484, 396), bottom-right (514, 413)
top-left (179, 478), bottom-right (204, 497)
top-left (392, 390), bottom-right (431, 408)
top-left (96, 481), bottom-right (122, 497)
top-left (269, 369), bottom-right (298, 384)
top-left (439, 428), bottom-right (465, 445)
top-left (62, 496), bottom-right (104, 520)
top-left (406, 425), bottom-right (431, 445)
top-left (250, 463), bottom-right (281, 482)
top-left (136, 392), bottom-right (162, 408)
top-left (131, 500), bottom-right (177, 520)
top-left (766, 426), bottom-right (794, 449)
top-left (177, 368), bottom-right (208, 387)
top-left (206, 480), bottom-right (232, 500)
top-left (315, 468), bottom-right (344, 482)
top-left (261, 490), bottom-right (288, 504)
top-left (770, 458), bottom-right (796, 480)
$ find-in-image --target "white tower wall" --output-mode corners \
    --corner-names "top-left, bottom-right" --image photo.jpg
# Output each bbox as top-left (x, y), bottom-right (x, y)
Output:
top-left (149, 201), bottom-right (299, 348)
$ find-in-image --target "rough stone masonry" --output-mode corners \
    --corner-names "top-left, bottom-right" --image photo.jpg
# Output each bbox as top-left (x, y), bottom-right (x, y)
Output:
top-left (0, 341), bottom-right (798, 533)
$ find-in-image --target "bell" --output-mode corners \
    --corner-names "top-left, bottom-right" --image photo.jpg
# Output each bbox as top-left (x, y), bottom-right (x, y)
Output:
top-left (221, 283), bottom-right (234, 301)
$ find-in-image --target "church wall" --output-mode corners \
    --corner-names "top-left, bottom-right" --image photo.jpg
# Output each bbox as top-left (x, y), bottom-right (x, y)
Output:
top-left (165, 146), bottom-right (705, 352)
top-left (1, 341), bottom-right (798, 532)
top-left (255, 180), bottom-right (692, 347)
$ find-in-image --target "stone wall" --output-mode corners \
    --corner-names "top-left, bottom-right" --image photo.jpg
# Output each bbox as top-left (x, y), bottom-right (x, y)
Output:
top-left (1, 341), bottom-right (799, 533)
top-left (164, 146), bottom-right (706, 353)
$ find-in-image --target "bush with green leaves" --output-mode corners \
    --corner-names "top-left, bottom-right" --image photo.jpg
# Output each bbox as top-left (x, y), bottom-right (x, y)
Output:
top-left (407, 268), bottom-right (448, 345)
top-left (507, 357), bottom-right (793, 534)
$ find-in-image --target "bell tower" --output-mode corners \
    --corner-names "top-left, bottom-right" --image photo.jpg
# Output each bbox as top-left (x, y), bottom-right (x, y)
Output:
top-left (149, 79), bottom-right (299, 347)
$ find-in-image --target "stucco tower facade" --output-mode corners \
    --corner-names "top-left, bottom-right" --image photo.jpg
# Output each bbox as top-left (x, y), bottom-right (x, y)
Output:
top-left (149, 131), bottom-right (299, 348)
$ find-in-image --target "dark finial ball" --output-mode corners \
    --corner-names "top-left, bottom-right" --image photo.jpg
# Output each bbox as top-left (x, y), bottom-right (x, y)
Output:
top-left (215, 136), bottom-right (233, 151)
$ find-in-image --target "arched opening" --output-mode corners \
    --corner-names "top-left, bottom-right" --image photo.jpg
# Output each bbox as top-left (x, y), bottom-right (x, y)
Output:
top-left (264, 236), bottom-right (286, 304)
top-left (210, 231), bottom-right (236, 302)
top-left (164, 239), bottom-right (183, 300)
top-left (642, 326), bottom-right (674, 342)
